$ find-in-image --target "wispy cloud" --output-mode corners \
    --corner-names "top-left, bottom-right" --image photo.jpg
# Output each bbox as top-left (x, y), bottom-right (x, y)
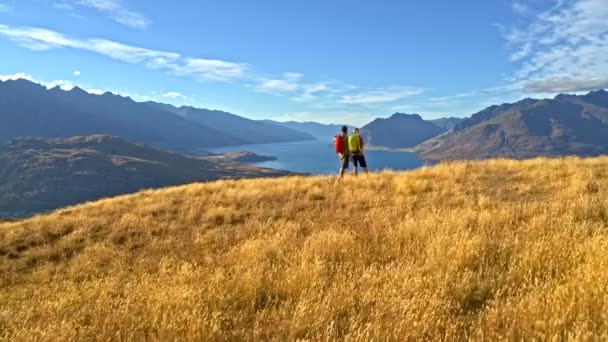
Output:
top-left (512, 2), bottom-right (530, 15)
top-left (292, 83), bottom-right (331, 102)
top-left (524, 76), bottom-right (608, 93)
top-left (0, 24), bottom-right (247, 82)
top-left (338, 86), bottom-right (425, 105)
top-left (162, 91), bottom-right (187, 99)
top-left (503, 0), bottom-right (608, 94)
top-left (173, 58), bottom-right (247, 82)
top-left (254, 73), bottom-right (341, 105)
top-left (55, 0), bottom-right (148, 29)
top-left (255, 72), bottom-right (303, 94)
top-left (53, 2), bottom-right (75, 11)
top-left (73, 70), bottom-right (81, 76)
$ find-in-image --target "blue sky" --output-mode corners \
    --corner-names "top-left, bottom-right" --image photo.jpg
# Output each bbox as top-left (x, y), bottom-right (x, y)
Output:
top-left (0, 0), bottom-right (606, 125)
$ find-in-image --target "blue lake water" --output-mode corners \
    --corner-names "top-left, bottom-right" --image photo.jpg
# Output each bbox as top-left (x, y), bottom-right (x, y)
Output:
top-left (208, 140), bottom-right (425, 175)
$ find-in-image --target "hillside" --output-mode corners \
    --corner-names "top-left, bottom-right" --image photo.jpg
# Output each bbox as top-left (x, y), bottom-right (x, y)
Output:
top-left (429, 117), bottom-right (465, 130)
top-left (2, 157), bottom-right (608, 339)
top-left (360, 113), bottom-right (446, 148)
top-left (0, 135), bottom-right (291, 218)
top-left (416, 90), bottom-right (608, 161)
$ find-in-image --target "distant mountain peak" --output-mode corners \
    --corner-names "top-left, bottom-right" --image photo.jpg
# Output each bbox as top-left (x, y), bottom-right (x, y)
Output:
top-left (360, 112), bottom-right (445, 149)
top-left (69, 86), bottom-right (87, 95)
top-left (586, 89), bottom-right (608, 98)
top-left (554, 93), bottom-right (576, 101)
top-left (390, 112), bottom-right (423, 120)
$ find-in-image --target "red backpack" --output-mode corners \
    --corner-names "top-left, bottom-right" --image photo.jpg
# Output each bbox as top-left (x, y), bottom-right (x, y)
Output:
top-left (333, 135), bottom-right (344, 154)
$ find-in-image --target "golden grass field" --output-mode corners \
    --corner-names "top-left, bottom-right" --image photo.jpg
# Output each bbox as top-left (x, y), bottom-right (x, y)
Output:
top-left (1, 157), bottom-right (608, 340)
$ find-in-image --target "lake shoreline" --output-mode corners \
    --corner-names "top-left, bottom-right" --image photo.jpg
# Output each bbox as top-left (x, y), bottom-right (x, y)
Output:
top-left (209, 140), bottom-right (425, 174)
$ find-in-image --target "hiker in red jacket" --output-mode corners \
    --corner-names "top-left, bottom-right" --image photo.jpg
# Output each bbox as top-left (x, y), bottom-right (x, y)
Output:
top-left (334, 126), bottom-right (350, 179)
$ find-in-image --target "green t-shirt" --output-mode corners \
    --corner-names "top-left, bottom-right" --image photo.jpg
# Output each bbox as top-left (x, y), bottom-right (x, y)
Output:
top-left (348, 134), bottom-right (362, 153)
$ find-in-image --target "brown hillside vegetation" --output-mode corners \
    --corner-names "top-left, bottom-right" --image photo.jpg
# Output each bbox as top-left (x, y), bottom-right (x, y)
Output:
top-left (2, 157), bottom-right (608, 340)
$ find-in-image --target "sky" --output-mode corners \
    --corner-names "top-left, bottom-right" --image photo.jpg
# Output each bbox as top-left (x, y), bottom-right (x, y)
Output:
top-left (0, 0), bottom-right (606, 125)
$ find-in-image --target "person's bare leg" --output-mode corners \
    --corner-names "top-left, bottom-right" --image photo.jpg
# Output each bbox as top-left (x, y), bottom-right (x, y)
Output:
top-left (337, 167), bottom-right (345, 179)
top-left (364, 167), bottom-right (369, 174)
top-left (353, 166), bottom-right (358, 176)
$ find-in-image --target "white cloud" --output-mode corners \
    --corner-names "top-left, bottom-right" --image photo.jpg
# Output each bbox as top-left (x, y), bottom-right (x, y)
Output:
top-left (162, 91), bottom-right (187, 99)
top-left (292, 83), bottom-right (331, 102)
top-left (254, 74), bottom-right (343, 106)
top-left (86, 39), bottom-right (180, 64)
top-left (503, 0), bottom-right (608, 94)
top-left (338, 86), bottom-right (425, 105)
top-left (524, 76), bottom-right (608, 93)
top-left (0, 25), bottom-right (79, 50)
top-left (85, 88), bottom-right (104, 95)
top-left (256, 72), bottom-right (303, 94)
top-left (73, 70), bottom-right (81, 76)
top-left (0, 24), bottom-right (247, 83)
top-left (55, 0), bottom-right (148, 29)
top-left (45, 79), bottom-right (75, 90)
top-left (175, 58), bottom-right (247, 82)
top-left (53, 2), bottom-right (75, 11)
top-left (0, 73), bottom-right (36, 82)
top-left (512, 2), bottom-right (530, 15)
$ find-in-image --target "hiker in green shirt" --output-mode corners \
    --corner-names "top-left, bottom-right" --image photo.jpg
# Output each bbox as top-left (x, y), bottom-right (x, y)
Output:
top-left (348, 128), bottom-right (368, 176)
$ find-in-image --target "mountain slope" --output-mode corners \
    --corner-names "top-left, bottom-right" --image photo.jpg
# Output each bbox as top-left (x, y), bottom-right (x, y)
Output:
top-left (149, 104), bottom-right (315, 144)
top-left (416, 90), bottom-right (608, 161)
top-left (429, 117), bottom-right (465, 130)
top-left (360, 113), bottom-right (446, 148)
top-left (2, 157), bottom-right (608, 340)
top-left (0, 79), bottom-right (243, 151)
top-left (0, 135), bottom-right (291, 218)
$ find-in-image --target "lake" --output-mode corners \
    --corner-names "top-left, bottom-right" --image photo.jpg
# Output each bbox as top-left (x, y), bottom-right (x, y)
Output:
top-left (208, 139), bottom-right (425, 174)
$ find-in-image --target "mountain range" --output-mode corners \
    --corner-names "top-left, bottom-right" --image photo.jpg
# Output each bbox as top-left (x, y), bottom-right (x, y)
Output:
top-left (263, 120), bottom-right (354, 139)
top-left (0, 135), bottom-right (292, 218)
top-left (3, 78), bottom-right (608, 165)
top-left (150, 104), bottom-right (314, 145)
top-left (0, 79), bottom-right (314, 153)
top-left (414, 90), bottom-right (608, 161)
top-left (360, 113), bottom-right (447, 148)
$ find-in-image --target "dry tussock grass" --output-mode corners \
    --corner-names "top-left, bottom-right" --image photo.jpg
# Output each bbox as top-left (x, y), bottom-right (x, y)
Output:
top-left (1, 157), bottom-right (608, 340)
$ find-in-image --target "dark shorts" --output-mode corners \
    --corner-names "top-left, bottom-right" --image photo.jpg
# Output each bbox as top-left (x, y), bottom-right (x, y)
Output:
top-left (339, 155), bottom-right (349, 169)
top-left (352, 154), bottom-right (367, 168)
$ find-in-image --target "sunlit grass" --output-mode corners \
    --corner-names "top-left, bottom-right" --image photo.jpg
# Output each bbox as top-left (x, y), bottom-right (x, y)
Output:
top-left (1, 157), bottom-right (608, 340)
